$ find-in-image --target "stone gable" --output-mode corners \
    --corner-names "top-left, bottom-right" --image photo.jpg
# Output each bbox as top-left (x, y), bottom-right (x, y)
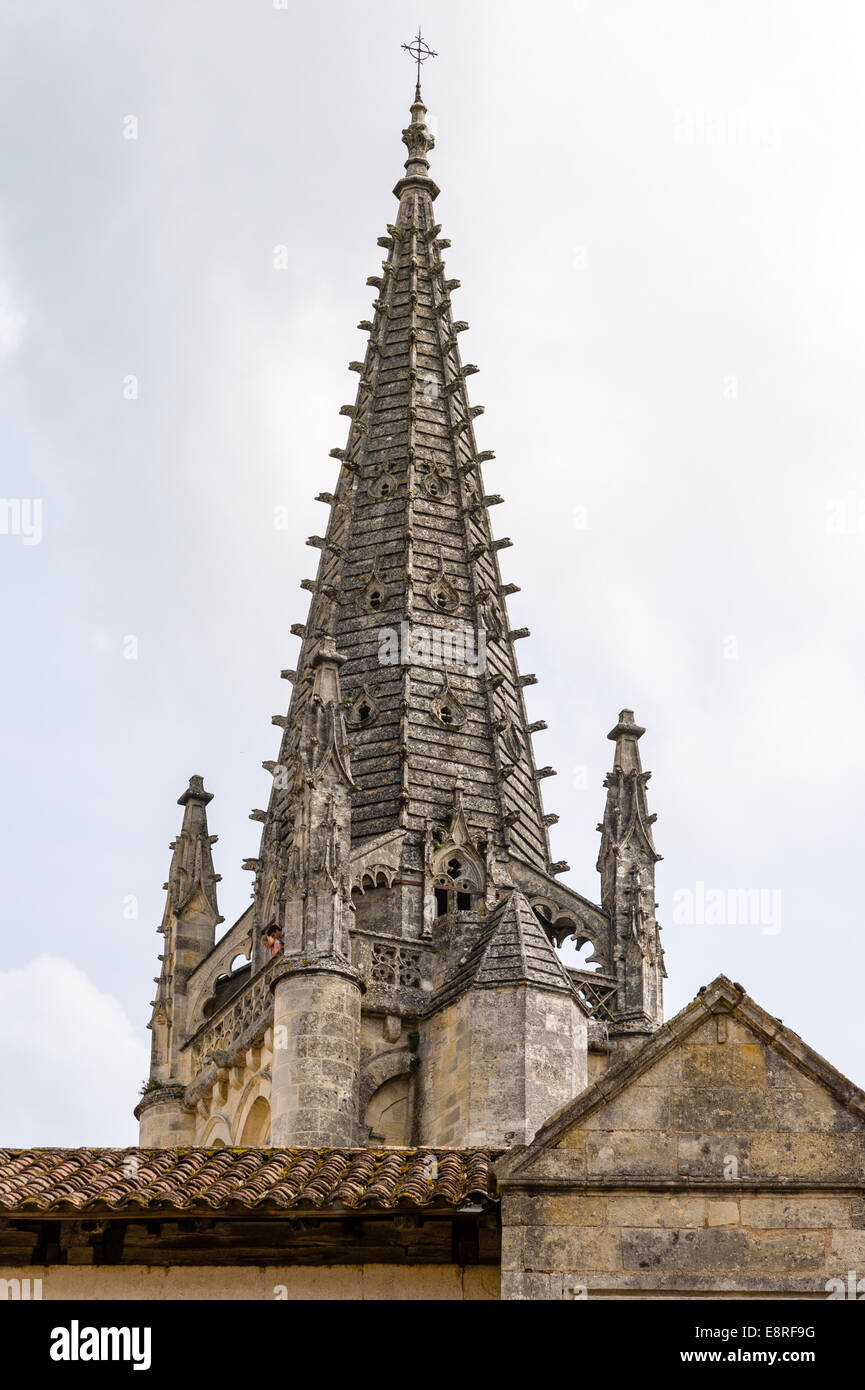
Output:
top-left (495, 975), bottom-right (865, 1298)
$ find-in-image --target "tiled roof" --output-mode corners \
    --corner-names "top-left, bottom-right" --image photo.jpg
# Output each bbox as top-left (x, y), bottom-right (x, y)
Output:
top-left (0, 1147), bottom-right (498, 1214)
top-left (429, 890), bottom-right (577, 1011)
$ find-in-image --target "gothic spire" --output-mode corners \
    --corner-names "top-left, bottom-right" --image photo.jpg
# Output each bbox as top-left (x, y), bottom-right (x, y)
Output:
top-left (253, 72), bottom-right (557, 927)
top-left (299, 636), bottom-right (354, 788)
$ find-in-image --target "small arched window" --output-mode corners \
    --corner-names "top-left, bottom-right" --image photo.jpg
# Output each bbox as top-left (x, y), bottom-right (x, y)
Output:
top-left (433, 848), bottom-right (483, 916)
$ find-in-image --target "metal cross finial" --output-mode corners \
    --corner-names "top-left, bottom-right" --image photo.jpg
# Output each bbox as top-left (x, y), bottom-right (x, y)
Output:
top-left (402, 28), bottom-right (437, 99)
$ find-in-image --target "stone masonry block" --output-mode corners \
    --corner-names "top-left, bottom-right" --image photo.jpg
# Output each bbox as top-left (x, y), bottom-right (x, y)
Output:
top-left (771, 1082), bottom-right (861, 1134)
top-left (582, 1086), bottom-right (669, 1132)
top-left (604, 1195), bottom-right (708, 1229)
top-left (503, 1193), bottom-right (607, 1227)
top-left (750, 1132), bottom-right (859, 1181)
top-left (501, 1272), bottom-right (558, 1300)
top-left (681, 1043), bottom-right (765, 1088)
top-left (522, 1225), bottom-right (622, 1274)
top-left (739, 1194), bottom-right (850, 1229)
top-left (587, 1131), bottom-right (677, 1178)
top-left (670, 1086), bottom-right (774, 1131)
top-left (622, 1227), bottom-right (825, 1275)
top-left (678, 1133), bottom-right (751, 1178)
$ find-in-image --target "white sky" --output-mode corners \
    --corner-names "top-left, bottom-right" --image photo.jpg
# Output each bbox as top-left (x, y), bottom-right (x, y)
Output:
top-left (1, 0), bottom-right (864, 1143)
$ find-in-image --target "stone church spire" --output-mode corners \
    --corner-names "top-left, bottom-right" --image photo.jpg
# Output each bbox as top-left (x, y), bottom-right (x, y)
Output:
top-left (280, 634), bottom-right (356, 960)
top-left (251, 73), bottom-right (558, 952)
top-left (137, 56), bottom-right (670, 1153)
top-left (596, 711), bottom-right (665, 1033)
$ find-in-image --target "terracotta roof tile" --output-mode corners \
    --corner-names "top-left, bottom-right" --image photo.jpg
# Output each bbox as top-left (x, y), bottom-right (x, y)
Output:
top-left (0, 1148), bottom-right (499, 1214)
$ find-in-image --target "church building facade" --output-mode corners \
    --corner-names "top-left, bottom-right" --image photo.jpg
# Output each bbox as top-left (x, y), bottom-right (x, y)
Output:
top-left (135, 78), bottom-right (665, 1158)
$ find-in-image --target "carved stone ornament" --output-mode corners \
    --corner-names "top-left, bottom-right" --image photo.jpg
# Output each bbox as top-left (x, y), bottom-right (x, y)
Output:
top-left (430, 671), bottom-right (467, 729)
top-left (369, 469), bottom-right (398, 502)
top-left (359, 560), bottom-right (389, 615)
top-left (427, 557), bottom-right (459, 614)
top-left (345, 683), bottom-right (379, 729)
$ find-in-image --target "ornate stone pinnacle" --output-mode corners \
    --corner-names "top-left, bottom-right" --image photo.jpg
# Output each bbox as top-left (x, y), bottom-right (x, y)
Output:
top-left (177, 774), bottom-right (213, 807)
top-left (395, 35), bottom-right (439, 201)
top-left (607, 709), bottom-right (646, 741)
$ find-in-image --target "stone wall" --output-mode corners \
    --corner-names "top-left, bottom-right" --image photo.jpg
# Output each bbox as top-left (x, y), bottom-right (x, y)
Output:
top-left (192, 1033), bottom-right (274, 1146)
top-left (420, 985), bottom-right (586, 1147)
top-left (497, 985), bottom-right (865, 1299)
top-left (501, 1189), bottom-right (865, 1298)
top-left (137, 1088), bottom-right (197, 1147)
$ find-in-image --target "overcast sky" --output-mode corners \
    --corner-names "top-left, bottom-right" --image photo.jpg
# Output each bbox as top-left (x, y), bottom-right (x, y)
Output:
top-left (2, 0), bottom-right (864, 1144)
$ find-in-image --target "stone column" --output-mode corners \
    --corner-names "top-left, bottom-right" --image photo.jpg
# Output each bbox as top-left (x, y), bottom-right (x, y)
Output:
top-left (270, 957), bottom-right (364, 1146)
top-left (135, 1085), bottom-right (196, 1147)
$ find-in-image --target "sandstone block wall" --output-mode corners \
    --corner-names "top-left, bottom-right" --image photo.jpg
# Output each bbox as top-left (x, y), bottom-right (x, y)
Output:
top-left (420, 986), bottom-right (585, 1147)
top-left (502, 1189), bottom-right (865, 1298)
top-left (137, 1091), bottom-right (196, 1148)
top-left (499, 1010), bottom-right (865, 1298)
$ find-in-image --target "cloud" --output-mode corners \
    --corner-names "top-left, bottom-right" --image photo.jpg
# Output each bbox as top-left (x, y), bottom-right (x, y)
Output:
top-left (0, 957), bottom-right (149, 1146)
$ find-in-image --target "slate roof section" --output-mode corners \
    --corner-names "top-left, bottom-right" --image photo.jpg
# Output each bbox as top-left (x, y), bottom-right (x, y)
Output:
top-left (428, 890), bottom-right (580, 1012)
top-left (0, 1147), bottom-right (498, 1214)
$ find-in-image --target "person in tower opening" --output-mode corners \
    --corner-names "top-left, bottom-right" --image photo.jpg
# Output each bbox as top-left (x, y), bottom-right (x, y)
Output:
top-left (261, 923), bottom-right (283, 959)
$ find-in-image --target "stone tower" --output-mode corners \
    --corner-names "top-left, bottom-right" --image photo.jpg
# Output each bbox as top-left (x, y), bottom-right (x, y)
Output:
top-left (136, 73), bottom-right (666, 1151)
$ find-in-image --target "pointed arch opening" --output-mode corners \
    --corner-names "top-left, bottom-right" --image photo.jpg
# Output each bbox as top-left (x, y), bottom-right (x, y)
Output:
top-left (431, 844), bottom-right (484, 917)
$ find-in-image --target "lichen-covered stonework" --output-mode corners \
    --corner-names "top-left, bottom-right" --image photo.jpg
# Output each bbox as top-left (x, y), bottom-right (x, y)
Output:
top-left (496, 976), bottom-right (865, 1299)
